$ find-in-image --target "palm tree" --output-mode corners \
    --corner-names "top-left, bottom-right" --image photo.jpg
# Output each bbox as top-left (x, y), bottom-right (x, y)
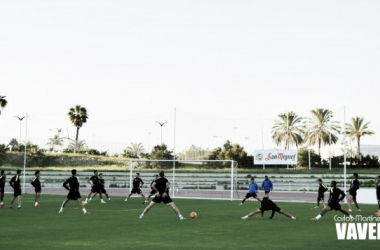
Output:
top-left (346, 117), bottom-right (374, 161)
top-left (46, 134), bottom-right (64, 152)
top-left (68, 105), bottom-right (88, 153)
top-left (305, 108), bottom-right (341, 156)
top-left (125, 142), bottom-right (145, 158)
top-left (0, 95), bottom-right (8, 115)
top-left (67, 140), bottom-right (88, 152)
top-left (272, 111), bottom-right (304, 149)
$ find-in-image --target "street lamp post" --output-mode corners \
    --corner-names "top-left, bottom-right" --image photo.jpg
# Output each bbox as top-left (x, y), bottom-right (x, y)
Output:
top-left (156, 121), bottom-right (167, 145)
top-left (14, 116), bottom-right (25, 144)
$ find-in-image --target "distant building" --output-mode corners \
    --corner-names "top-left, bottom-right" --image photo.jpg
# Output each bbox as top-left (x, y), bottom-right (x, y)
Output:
top-left (361, 144), bottom-right (380, 157)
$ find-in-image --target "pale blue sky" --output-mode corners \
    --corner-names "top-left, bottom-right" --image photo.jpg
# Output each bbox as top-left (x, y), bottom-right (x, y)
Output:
top-left (1, 0), bottom-right (379, 155)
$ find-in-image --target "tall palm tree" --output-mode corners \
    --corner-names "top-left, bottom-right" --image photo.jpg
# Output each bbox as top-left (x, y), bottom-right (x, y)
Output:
top-left (46, 134), bottom-right (64, 151)
top-left (68, 105), bottom-right (88, 153)
top-left (346, 117), bottom-right (374, 160)
top-left (272, 111), bottom-right (304, 149)
top-left (0, 95), bottom-right (8, 115)
top-left (305, 108), bottom-right (341, 156)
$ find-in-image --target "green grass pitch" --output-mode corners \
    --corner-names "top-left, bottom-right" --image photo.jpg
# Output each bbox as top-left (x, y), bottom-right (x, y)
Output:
top-left (1, 194), bottom-right (378, 249)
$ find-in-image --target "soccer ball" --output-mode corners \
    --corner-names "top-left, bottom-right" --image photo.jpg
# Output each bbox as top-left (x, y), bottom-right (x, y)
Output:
top-left (247, 198), bottom-right (252, 202)
top-left (190, 212), bottom-right (197, 218)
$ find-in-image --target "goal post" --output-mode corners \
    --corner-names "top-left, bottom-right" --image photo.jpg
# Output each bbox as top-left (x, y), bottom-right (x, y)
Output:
top-left (128, 160), bottom-right (238, 201)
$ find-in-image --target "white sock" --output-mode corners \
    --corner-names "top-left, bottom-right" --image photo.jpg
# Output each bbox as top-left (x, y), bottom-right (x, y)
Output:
top-left (0, 202), bottom-right (3, 205)
top-left (18, 205), bottom-right (21, 208)
top-left (60, 207), bottom-right (63, 211)
top-left (316, 214), bottom-right (322, 220)
top-left (35, 202), bottom-right (38, 206)
top-left (108, 198), bottom-right (111, 200)
top-left (101, 199), bottom-right (104, 201)
top-left (85, 198), bottom-right (88, 202)
top-left (89, 198), bottom-right (92, 201)
top-left (125, 198), bottom-right (128, 201)
top-left (140, 214), bottom-right (144, 217)
top-left (82, 208), bottom-right (87, 213)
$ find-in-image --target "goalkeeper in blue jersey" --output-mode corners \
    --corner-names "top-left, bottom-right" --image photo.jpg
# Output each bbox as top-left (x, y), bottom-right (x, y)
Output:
top-left (239, 178), bottom-right (261, 205)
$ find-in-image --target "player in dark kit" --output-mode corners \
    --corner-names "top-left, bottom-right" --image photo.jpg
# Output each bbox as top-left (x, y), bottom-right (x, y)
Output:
top-left (0, 170), bottom-right (6, 208)
top-left (312, 180), bottom-right (354, 221)
top-left (91, 173), bottom-right (111, 202)
top-left (311, 179), bottom-right (328, 210)
top-left (239, 178), bottom-right (261, 205)
top-left (375, 176), bottom-right (380, 216)
top-left (9, 170), bottom-right (22, 209)
top-left (139, 171), bottom-right (185, 220)
top-left (125, 173), bottom-right (147, 203)
top-left (146, 174), bottom-right (159, 202)
top-left (59, 169), bottom-right (90, 215)
top-left (31, 171), bottom-right (41, 207)
top-left (347, 173), bottom-right (361, 213)
top-left (85, 170), bottom-right (106, 204)
top-left (241, 195), bottom-right (296, 220)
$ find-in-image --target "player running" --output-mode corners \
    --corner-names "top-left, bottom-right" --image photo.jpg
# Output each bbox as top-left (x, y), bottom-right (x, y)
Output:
top-left (31, 170), bottom-right (41, 207)
top-left (146, 174), bottom-right (159, 203)
top-left (239, 177), bottom-right (261, 205)
top-left (9, 170), bottom-right (22, 209)
top-left (241, 195), bottom-right (296, 220)
top-left (59, 169), bottom-right (90, 215)
top-left (85, 170), bottom-right (106, 204)
top-left (261, 176), bottom-right (273, 196)
top-left (375, 176), bottom-right (380, 216)
top-left (311, 180), bottom-right (354, 221)
top-left (0, 170), bottom-right (6, 208)
top-left (125, 173), bottom-right (147, 203)
top-left (347, 173), bottom-right (361, 213)
top-left (311, 179), bottom-right (328, 210)
top-left (139, 171), bottom-right (185, 220)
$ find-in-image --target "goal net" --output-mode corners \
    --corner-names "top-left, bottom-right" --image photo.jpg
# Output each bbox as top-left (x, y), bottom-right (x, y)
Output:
top-left (128, 160), bottom-right (239, 200)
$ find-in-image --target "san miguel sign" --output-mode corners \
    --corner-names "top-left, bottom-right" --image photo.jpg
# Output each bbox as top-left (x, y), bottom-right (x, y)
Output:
top-left (254, 150), bottom-right (298, 165)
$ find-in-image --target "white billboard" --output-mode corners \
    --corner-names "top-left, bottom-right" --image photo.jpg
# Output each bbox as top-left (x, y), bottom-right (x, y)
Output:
top-left (254, 150), bottom-right (298, 165)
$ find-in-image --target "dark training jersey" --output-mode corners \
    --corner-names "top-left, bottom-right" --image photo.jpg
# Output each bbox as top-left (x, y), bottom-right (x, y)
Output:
top-left (133, 177), bottom-right (144, 188)
top-left (318, 183), bottom-right (328, 194)
top-left (154, 177), bottom-right (169, 194)
top-left (31, 176), bottom-right (41, 189)
top-left (63, 176), bottom-right (80, 191)
top-left (328, 187), bottom-right (346, 203)
top-left (89, 175), bottom-right (100, 186)
top-left (350, 179), bottom-right (359, 191)
top-left (99, 179), bottom-right (105, 186)
top-left (10, 175), bottom-right (21, 190)
top-left (0, 175), bottom-right (6, 188)
top-left (150, 180), bottom-right (155, 190)
top-left (376, 181), bottom-right (380, 195)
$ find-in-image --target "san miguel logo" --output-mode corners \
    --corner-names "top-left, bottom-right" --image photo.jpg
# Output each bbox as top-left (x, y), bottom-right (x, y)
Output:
top-left (335, 216), bottom-right (380, 240)
top-left (264, 153), bottom-right (296, 162)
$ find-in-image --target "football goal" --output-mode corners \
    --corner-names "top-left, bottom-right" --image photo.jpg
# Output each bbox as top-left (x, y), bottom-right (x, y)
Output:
top-left (128, 160), bottom-right (239, 201)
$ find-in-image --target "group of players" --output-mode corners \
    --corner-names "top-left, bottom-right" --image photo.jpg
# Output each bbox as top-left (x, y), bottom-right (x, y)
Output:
top-left (239, 173), bottom-right (380, 221)
top-left (1, 169), bottom-right (380, 221)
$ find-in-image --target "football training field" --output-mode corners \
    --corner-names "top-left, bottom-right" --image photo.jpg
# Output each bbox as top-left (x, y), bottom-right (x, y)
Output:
top-left (1, 194), bottom-right (378, 249)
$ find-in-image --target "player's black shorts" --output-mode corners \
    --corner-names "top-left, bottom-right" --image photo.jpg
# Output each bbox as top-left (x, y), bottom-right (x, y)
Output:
top-left (100, 188), bottom-right (107, 194)
top-left (328, 201), bottom-right (341, 211)
top-left (152, 195), bottom-right (173, 204)
top-left (67, 190), bottom-right (81, 200)
top-left (264, 191), bottom-right (270, 195)
top-left (150, 190), bottom-right (157, 195)
top-left (91, 185), bottom-right (101, 193)
top-left (349, 189), bottom-right (357, 200)
top-left (317, 193), bottom-right (325, 201)
top-left (245, 192), bottom-right (257, 198)
top-left (131, 187), bottom-right (142, 194)
top-left (13, 189), bottom-right (22, 197)
top-left (260, 204), bottom-right (281, 212)
top-left (376, 192), bottom-right (380, 201)
top-left (0, 187), bottom-right (4, 194)
top-left (35, 188), bottom-right (41, 193)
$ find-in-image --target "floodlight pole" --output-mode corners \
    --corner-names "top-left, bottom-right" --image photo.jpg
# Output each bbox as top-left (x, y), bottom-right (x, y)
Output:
top-left (230, 160), bottom-right (234, 201)
top-left (343, 106), bottom-right (347, 200)
top-left (173, 108), bottom-right (176, 197)
top-left (129, 160), bottom-right (133, 193)
top-left (14, 116), bottom-right (25, 145)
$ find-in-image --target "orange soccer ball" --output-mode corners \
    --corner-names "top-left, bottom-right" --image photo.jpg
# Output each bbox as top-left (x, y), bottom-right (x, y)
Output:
top-left (190, 212), bottom-right (197, 218)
